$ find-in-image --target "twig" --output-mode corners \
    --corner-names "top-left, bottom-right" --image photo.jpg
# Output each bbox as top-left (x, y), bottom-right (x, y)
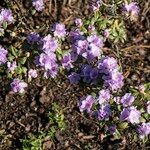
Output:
top-left (120, 45), bottom-right (150, 51)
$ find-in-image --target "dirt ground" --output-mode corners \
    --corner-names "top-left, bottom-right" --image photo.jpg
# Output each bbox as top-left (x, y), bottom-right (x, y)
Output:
top-left (0, 0), bottom-right (150, 149)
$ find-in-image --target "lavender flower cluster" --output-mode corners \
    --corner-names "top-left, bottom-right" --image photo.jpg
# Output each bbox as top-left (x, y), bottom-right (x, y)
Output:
top-left (0, 8), bottom-right (14, 25)
top-left (32, 0), bottom-right (44, 12)
top-left (79, 88), bottom-right (150, 138)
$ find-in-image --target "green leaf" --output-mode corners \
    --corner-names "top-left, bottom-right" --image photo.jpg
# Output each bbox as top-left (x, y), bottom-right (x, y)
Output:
top-left (118, 122), bottom-right (128, 130)
top-left (21, 67), bottom-right (27, 74)
top-left (10, 46), bottom-right (18, 58)
top-left (19, 57), bottom-right (27, 65)
top-left (3, 22), bottom-right (7, 29)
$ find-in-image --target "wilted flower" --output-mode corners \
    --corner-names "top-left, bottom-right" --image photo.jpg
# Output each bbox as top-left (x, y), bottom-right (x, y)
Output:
top-left (147, 101), bottom-right (150, 114)
top-left (54, 23), bottom-right (66, 38)
top-left (98, 89), bottom-right (111, 105)
top-left (123, 2), bottom-right (140, 16)
top-left (90, 0), bottom-right (101, 12)
top-left (42, 34), bottom-right (58, 54)
top-left (108, 125), bottom-right (117, 134)
top-left (138, 84), bottom-right (145, 93)
top-left (75, 18), bottom-right (83, 27)
top-left (0, 8), bottom-right (14, 24)
top-left (68, 72), bottom-right (81, 84)
top-left (138, 123), bottom-right (150, 139)
top-left (7, 61), bottom-right (17, 72)
top-left (32, 0), bottom-right (44, 11)
top-left (11, 78), bottom-right (28, 93)
top-left (28, 69), bottom-right (38, 78)
top-left (120, 93), bottom-right (135, 107)
top-left (103, 29), bottom-right (109, 38)
top-left (88, 25), bottom-right (95, 33)
top-left (114, 96), bottom-right (120, 104)
top-left (0, 46), bottom-right (8, 65)
top-left (120, 106), bottom-right (141, 124)
top-left (79, 95), bottom-right (95, 113)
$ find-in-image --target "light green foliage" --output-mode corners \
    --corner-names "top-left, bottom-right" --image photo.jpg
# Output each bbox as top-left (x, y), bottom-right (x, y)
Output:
top-left (21, 103), bottom-right (66, 149)
top-left (48, 102), bottom-right (66, 138)
top-left (21, 133), bottom-right (45, 150)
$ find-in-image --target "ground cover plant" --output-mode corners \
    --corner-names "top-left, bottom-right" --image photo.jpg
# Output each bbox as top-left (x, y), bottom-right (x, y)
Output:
top-left (0, 0), bottom-right (150, 149)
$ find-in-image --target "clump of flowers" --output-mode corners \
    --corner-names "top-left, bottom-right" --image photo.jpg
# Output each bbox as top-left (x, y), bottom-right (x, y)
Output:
top-left (120, 106), bottom-right (141, 124)
top-left (0, 45), bottom-right (8, 65)
top-left (98, 56), bottom-right (124, 91)
top-left (11, 78), bottom-right (28, 93)
top-left (32, 0), bottom-right (44, 11)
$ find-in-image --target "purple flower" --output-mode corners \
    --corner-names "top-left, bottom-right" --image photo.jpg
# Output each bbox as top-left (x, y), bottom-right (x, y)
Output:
top-left (98, 89), bottom-right (111, 105)
top-left (68, 29), bottom-right (84, 44)
top-left (42, 34), bottom-right (58, 54)
top-left (108, 125), bottom-right (117, 134)
top-left (75, 18), bottom-right (83, 27)
top-left (103, 70), bottom-right (124, 91)
top-left (90, 68), bottom-right (99, 79)
top-left (54, 23), bottom-right (66, 38)
top-left (27, 32), bottom-right (40, 44)
top-left (81, 64), bottom-right (93, 77)
top-left (138, 123), bottom-right (150, 139)
top-left (43, 64), bottom-right (58, 78)
top-left (68, 72), bottom-right (81, 84)
top-left (87, 34), bottom-right (103, 48)
top-left (87, 43), bottom-right (101, 58)
top-left (28, 69), bottom-right (38, 78)
top-left (120, 93), bottom-right (135, 107)
top-left (120, 106), bottom-right (141, 124)
top-left (0, 9), bottom-right (14, 24)
top-left (98, 57), bottom-right (118, 73)
top-left (0, 46), bottom-right (8, 65)
top-left (7, 61), bottom-right (17, 71)
top-left (123, 2), bottom-right (140, 15)
top-left (61, 53), bottom-right (73, 69)
top-left (97, 104), bottom-right (111, 120)
top-left (11, 78), bottom-right (28, 93)
top-left (38, 53), bottom-right (56, 70)
top-left (79, 95), bottom-right (95, 113)
top-left (32, 0), bottom-right (44, 11)
top-left (75, 40), bottom-right (88, 55)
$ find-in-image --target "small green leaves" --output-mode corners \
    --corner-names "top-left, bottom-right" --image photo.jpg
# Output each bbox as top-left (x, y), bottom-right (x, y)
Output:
top-left (118, 122), bottom-right (128, 130)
